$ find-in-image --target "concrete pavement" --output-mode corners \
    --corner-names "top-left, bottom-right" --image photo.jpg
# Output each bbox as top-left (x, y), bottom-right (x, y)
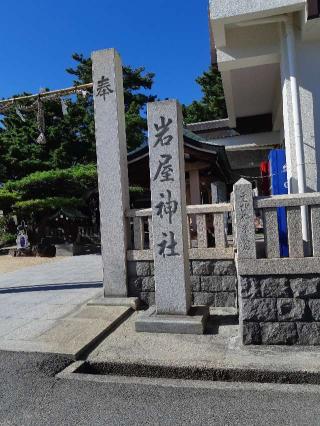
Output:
top-left (0, 255), bottom-right (131, 356)
top-left (2, 351), bottom-right (320, 425)
top-left (88, 309), bottom-right (320, 381)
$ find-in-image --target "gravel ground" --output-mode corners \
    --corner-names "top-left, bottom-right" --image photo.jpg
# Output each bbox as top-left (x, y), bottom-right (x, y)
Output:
top-left (0, 254), bottom-right (58, 274)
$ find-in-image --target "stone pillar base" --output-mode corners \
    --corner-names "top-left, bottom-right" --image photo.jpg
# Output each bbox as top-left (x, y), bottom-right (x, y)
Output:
top-left (135, 306), bottom-right (209, 334)
top-left (88, 297), bottom-right (140, 310)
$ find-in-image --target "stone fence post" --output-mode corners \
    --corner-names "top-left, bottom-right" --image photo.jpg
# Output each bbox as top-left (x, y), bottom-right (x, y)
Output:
top-left (233, 179), bottom-right (256, 260)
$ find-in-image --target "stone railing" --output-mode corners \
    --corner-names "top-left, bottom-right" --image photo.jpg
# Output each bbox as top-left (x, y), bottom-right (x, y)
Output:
top-left (233, 179), bottom-right (320, 345)
top-left (126, 203), bottom-right (234, 261)
top-left (255, 193), bottom-right (320, 259)
top-left (78, 226), bottom-right (100, 239)
top-left (234, 179), bottom-right (320, 275)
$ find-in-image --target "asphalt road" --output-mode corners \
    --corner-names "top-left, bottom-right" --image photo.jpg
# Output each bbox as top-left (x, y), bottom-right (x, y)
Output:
top-left (1, 351), bottom-right (320, 426)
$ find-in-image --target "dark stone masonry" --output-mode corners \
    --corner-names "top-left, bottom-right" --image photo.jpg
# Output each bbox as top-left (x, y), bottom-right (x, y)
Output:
top-left (240, 275), bottom-right (320, 345)
top-left (128, 260), bottom-right (237, 308)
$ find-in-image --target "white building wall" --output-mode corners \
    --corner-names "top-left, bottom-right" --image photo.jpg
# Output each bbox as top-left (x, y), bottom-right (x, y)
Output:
top-left (217, 24), bottom-right (280, 70)
top-left (297, 39), bottom-right (320, 192)
top-left (210, 0), bottom-right (320, 193)
top-left (281, 32), bottom-right (320, 192)
top-left (210, 0), bottom-right (306, 36)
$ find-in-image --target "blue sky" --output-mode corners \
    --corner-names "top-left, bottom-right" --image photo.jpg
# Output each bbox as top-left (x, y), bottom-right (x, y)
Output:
top-left (1, 0), bottom-right (211, 105)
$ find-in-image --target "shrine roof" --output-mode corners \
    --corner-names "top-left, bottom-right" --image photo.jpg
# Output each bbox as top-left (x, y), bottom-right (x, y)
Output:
top-left (128, 128), bottom-right (229, 162)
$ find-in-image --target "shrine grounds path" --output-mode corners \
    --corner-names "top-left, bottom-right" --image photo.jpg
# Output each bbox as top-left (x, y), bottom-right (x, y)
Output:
top-left (0, 253), bottom-right (57, 274)
top-left (1, 350), bottom-right (320, 425)
top-left (0, 254), bottom-right (103, 346)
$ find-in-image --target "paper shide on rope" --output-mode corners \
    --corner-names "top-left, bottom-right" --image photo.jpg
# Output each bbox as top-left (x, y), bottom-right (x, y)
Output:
top-left (36, 96), bottom-right (46, 145)
top-left (60, 98), bottom-right (68, 116)
top-left (0, 82), bottom-right (93, 144)
top-left (15, 106), bottom-right (26, 122)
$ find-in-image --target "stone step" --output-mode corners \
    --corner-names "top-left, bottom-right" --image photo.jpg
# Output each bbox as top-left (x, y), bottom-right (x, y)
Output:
top-left (207, 306), bottom-right (239, 336)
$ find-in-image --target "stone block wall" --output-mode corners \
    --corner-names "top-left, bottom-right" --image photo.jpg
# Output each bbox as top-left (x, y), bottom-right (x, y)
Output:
top-left (240, 275), bottom-right (320, 345)
top-left (128, 260), bottom-right (237, 308)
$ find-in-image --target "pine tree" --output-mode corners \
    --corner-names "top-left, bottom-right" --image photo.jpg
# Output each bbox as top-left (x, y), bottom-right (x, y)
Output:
top-left (183, 65), bottom-right (227, 124)
top-left (0, 53), bottom-right (156, 182)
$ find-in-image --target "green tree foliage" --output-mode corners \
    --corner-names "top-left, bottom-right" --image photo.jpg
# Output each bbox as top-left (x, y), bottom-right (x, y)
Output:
top-left (0, 216), bottom-right (16, 246)
top-left (5, 164), bottom-right (97, 199)
top-left (14, 197), bottom-right (85, 214)
top-left (0, 165), bottom-right (95, 220)
top-left (0, 164), bottom-right (142, 219)
top-left (0, 53), bottom-right (153, 243)
top-left (183, 65), bottom-right (227, 124)
top-left (0, 190), bottom-right (20, 214)
top-left (66, 53), bottom-right (156, 150)
top-left (0, 54), bottom-right (155, 182)
top-left (0, 91), bottom-right (96, 180)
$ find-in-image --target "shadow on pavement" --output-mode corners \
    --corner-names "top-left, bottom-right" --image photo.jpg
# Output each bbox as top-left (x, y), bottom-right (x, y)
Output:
top-left (0, 281), bottom-right (103, 294)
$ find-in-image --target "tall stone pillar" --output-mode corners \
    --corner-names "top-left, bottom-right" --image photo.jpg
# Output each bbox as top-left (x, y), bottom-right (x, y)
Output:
top-left (91, 48), bottom-right (137, 307)
top-left (148, 100), bottom-right (191, 315)
top-left (135, 100), bottom-right (208, 333)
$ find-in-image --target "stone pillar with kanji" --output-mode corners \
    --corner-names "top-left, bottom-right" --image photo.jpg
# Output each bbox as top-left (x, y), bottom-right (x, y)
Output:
top-left (135, 100), bottom-right (208, 333)
top-left (148, 100), bottom-right (191, 315)
top-left (91, 48), bottom-right (138, 309)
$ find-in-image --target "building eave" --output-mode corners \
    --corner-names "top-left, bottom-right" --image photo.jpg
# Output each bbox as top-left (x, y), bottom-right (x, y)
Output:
top-left (127, 128), bottom-right (233, 182)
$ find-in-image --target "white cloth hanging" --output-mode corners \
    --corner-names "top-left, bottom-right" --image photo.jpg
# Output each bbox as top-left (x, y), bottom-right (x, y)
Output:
top-left (15, 106), bottom-right (26, 122)
top-left (61, 98), bottom-right (68, 115)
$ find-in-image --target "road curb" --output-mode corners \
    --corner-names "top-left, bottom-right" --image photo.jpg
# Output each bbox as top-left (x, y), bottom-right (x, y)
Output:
top-left (57, 359), bottom-right (320, 386)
